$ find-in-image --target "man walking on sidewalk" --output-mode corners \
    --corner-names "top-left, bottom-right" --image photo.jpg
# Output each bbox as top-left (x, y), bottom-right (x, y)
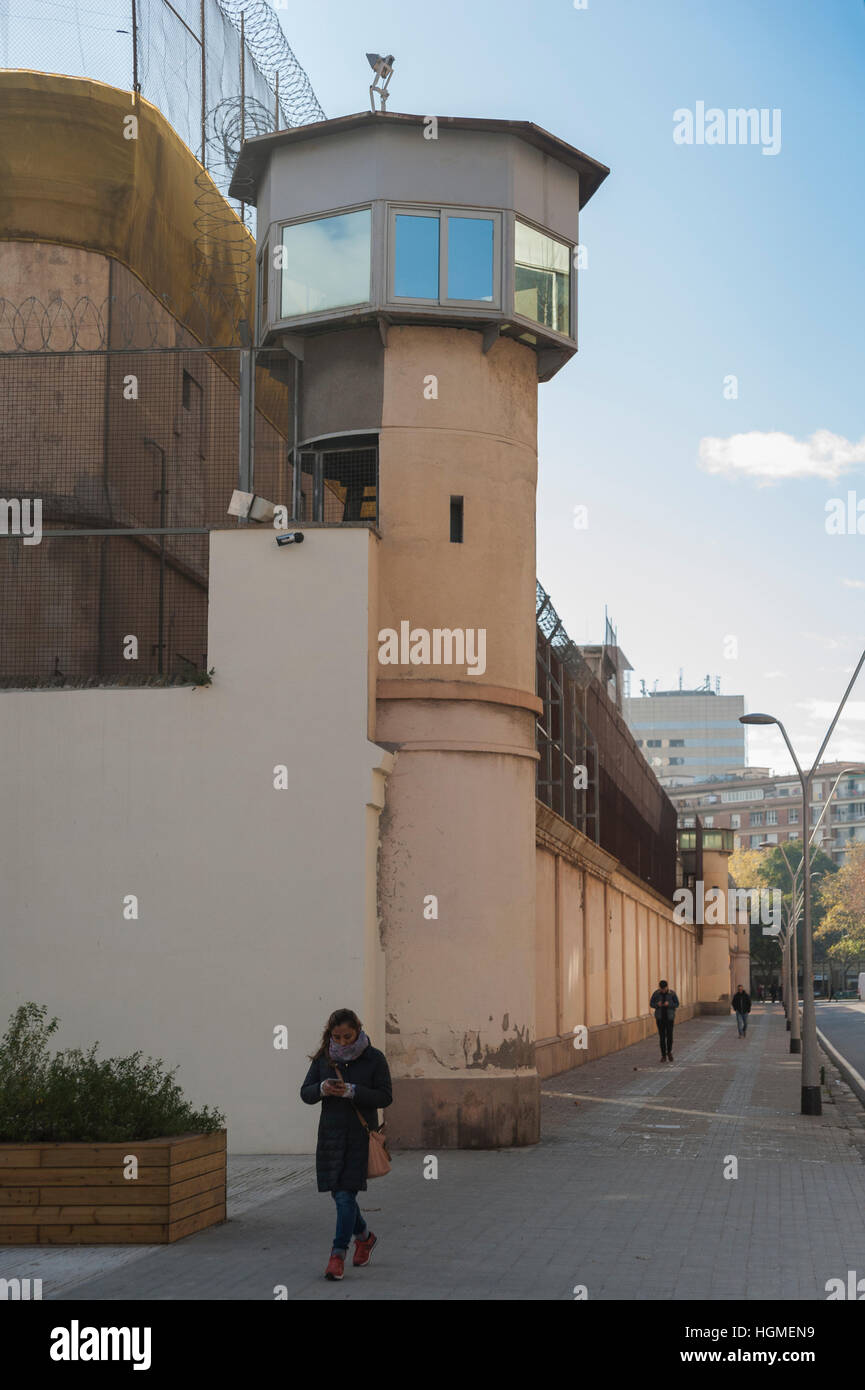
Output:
top-left (732, 984), bottom-right (751, 1037)
top-left (650, 979), bottom-right (679, 1062)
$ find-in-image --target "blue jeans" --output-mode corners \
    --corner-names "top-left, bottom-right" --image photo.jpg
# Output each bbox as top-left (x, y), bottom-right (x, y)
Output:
top-left (736, 1011), bottom-right (747, 1035)
top-left (331, 1189), bottom-right (368, 1253)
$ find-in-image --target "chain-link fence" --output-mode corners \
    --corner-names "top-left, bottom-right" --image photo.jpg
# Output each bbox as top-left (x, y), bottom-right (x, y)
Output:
top-left (0, 347), bottom-right (266, 684)
top-left (0, 0), bottom-right (324, 217)
top-left (0, 532), bottom-right (211, 685)
top-left (0, 344), bottom-right (380, 684)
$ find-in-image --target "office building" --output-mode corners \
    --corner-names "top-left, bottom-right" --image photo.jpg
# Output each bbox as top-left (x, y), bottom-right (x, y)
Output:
top-left (624, 687), bottom-right (746, 785)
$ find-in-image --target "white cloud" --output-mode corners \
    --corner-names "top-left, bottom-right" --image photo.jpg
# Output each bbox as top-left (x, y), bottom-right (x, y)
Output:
top-left (842, 578), bottom-right (865, 589)
top-left (796, 699), bottom-right (865, 722)
top-left (698, 429), bottom-right (865, 485)
top-left (762, 671), bottom-right (785, 679)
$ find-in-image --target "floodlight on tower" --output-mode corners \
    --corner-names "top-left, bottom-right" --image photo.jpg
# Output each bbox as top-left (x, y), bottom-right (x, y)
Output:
top-left (367, 52), bottom-right (395, 112)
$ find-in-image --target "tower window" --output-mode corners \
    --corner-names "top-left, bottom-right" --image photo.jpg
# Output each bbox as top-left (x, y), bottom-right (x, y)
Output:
top-left (280, 208), bottom-right (372, 318)
top-left (515, 219), bottom-right (570, 333)
top-left (450, 496), bottom-right (464, 543)
top-left (394, 214), bottom-right (440, 299)
top-left (446, 216), bottom-right (494, 302)
top-left (389, 207), bottom-right (502, 308)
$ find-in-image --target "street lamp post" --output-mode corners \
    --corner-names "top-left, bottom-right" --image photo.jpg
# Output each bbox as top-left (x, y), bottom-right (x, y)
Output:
top-left (741, 648), bottom-right (865, 1115)
top-left (759, 840), bottom-right (800, 1050)
top-left (788, 890), bottom-right (801, 1053)
top-left (777, 922), bottom-right (790, 1026)
top-left (761, 768), bottom-right (862, 1029)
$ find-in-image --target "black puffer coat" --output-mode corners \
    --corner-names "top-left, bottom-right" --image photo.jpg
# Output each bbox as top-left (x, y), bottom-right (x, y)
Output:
top-left (300, 1043), bottom-right (392, 1193)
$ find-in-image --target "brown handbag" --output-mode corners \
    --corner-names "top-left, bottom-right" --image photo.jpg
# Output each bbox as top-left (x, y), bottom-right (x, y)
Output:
top-left (333, 1065), bottom-right (391, 1179)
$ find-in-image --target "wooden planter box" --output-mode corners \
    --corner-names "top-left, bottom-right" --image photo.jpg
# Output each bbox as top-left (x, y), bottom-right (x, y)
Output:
top-left (0, 1130), bottom-right (226, 1244)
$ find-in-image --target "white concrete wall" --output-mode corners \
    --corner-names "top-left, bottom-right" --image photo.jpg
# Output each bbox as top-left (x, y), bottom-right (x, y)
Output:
top-left (0, 527), bottom-right (388, 1152)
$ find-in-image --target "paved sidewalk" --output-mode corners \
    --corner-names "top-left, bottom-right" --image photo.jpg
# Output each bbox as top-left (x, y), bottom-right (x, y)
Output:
top-left (10, 1006), bottom-right (865, 1301)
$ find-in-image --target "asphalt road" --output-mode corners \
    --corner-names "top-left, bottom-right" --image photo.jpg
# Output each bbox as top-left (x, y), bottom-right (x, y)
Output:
top-left (816, 1000), bottom-right (865, 1083)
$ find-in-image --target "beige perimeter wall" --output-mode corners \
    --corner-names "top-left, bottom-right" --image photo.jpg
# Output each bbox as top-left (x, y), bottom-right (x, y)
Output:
top-left (536, 803), bottom-right (698, 1078)
top-left (0, 527), bottom-right (389, 1152)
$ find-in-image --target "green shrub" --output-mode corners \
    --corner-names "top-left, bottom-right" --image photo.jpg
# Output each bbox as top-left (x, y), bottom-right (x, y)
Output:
top-left (0, 1003), bottom-right (225, 1143)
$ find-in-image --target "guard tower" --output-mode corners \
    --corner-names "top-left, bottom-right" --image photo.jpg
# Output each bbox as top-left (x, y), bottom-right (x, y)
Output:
top-left (232, 111), bottom-right (609, 1147)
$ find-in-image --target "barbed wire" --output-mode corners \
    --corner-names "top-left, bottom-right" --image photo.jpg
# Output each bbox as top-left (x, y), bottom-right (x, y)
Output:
top-left (202, 92), bottom-right (277, 213)
top-left (215, 0), bottom-right (325, 129)
top-left (2, 1), bottom-right (324, 342)
top-left (0, 289), bottom-right (249, 351)
top-left (1, 0), bottom-right (324, 189)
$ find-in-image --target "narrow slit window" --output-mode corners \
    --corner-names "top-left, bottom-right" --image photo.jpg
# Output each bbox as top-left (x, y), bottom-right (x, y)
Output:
top-left (450, 495), bottom-right (464, 543)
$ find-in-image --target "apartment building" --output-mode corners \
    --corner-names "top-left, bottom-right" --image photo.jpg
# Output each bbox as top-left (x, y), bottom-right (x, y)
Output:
top-left (667, 762), bottom-right (865, 866)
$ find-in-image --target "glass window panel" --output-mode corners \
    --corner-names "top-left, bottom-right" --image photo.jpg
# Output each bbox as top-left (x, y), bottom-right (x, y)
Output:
top-left (514, 218), bottom-right (570, 333)
top-left (280, 209), bottom-right (371, 318)
top-left (447, 216), bottom-right (494, 301)
top-left (394, 214), bottom-right (440, 298)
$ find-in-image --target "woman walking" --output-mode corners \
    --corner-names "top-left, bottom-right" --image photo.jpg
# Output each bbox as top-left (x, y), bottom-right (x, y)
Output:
top-left (300, 1008), bottom-right (392, 1281)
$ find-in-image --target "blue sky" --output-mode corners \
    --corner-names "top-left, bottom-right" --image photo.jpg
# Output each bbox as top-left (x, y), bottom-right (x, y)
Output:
top-left (277, 0), bottom-right (865, 773)
top-left (5, 0), bottom-right (864, 772)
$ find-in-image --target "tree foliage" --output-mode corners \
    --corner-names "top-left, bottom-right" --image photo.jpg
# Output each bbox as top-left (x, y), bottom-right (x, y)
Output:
top-left (815, 842), bottom-right (865, 970)
top-left (731, 840), bottom-right (838, 987)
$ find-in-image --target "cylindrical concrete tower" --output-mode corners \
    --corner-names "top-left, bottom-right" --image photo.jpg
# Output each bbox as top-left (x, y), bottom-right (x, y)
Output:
top-left (233, 110), bottom-right (609, 1147)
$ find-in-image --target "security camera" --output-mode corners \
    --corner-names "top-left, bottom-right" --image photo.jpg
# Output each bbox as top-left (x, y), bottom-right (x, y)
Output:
top-left (275, 531), bottom-right (305, 547)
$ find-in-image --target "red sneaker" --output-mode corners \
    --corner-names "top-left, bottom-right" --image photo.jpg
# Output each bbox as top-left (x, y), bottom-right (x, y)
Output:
top-left (352, 1232), bottom-right (378, 1267)
top-left (325, 1253), bottom-right (345, 1280)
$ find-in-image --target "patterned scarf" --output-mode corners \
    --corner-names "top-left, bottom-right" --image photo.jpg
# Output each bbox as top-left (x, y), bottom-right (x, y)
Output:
top-left (328, 1029), bottom-right (370, 1063)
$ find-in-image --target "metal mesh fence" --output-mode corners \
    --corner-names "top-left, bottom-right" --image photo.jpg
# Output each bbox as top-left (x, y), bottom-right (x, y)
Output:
top-left (2, 348), bottom-right (261, 528)
top-left (0, 533), bottom-right (210, 685)
top-left (0, 0), bottom-right (324, 215)
top-left (0, 344), bottom-right (324, 684)
top-left (536, 580), bottom-right (677, 898)
top-left (0, 344), bottom-right (379, 683)
top-left (0, 0), bottom-right (134, 88)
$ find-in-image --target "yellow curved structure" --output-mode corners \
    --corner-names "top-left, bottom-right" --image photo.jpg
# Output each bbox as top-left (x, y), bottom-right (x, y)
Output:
top-left (0, 70), bottom-right (254, 344)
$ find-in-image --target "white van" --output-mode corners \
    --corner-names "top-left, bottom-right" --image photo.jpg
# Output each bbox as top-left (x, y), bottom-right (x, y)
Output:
top-left (858, 972), bottom-right (865, 1002)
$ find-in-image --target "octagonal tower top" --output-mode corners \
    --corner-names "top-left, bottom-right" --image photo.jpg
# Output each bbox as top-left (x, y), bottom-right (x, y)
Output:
top-left (231, 111), bottom-right (609, 380)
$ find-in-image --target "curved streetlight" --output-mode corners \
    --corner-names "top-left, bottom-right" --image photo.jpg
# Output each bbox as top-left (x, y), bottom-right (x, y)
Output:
top-left (757, 769), bottom-right (863, 1050)
top-left (740, 648), bottom-right (865, 1115)
top-left (756, 834), bottom-right (801, 1034)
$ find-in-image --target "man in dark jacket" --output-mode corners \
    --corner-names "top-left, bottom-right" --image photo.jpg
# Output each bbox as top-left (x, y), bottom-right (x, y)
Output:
top-left (649, 980), bottom-right (679, 1062)
top-left (732, 984), bottom-right (751, 1036)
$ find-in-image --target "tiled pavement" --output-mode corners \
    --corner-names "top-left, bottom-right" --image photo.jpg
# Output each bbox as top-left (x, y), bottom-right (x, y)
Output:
top-left (9, 1005), bottom-right (865, 1301)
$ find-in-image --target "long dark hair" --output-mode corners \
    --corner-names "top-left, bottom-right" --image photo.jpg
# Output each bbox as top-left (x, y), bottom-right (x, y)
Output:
top-left (309, 1008), bottom-right (363, 1061)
